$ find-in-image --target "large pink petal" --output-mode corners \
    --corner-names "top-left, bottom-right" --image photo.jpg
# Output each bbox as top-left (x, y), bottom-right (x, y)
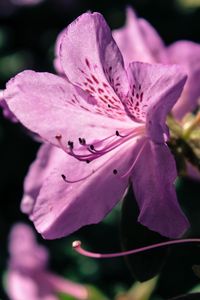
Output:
top-left (4, 71), bottom-right (132, 151)
top-left (167, 41), bottom-right (200, 119)
top-left (30, 141), bottom-right (135, 239)
top-left (60, 12), bottom-right (129, 112)
top-left (113, 7), bottom-right (161, 67)
top-left (131, 139), bottom-right (189, 238)
top-left (124, 62), bottom-right (187, 142)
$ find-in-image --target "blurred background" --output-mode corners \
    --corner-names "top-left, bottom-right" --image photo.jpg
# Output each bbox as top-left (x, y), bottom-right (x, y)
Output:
top-left (1, 0), bottom-right (200, 299)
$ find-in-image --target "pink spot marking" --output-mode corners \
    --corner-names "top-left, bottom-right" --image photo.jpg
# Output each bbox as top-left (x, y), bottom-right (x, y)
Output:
top-left (86, 78), bottom-right (93, 84)
top-left (98, 88), bottom-right (104, 94)
top-left (103, 82), bottom-right (109, 88)
top-left (85, 58), bottom-right (91, 69)
top-left (91, 74), bottom-right (99, 84)
top-left (89, 85), bottom-right (95, 92)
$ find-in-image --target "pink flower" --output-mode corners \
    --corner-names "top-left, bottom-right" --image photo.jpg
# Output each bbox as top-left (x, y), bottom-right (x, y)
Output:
top-left (113, 7), bottom-right (200, 120)
top-left (4, 12), bottom-right (189, 239)
top-left (6, 223), bottom-right (88, 300)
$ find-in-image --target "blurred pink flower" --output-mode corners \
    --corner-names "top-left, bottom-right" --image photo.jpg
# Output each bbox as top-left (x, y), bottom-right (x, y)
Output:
top-left (6, 223), bottom-right (88, 300)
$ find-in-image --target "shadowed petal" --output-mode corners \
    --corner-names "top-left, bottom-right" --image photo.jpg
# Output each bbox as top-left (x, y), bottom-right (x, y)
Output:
top-left (21, 144), bottom-right (64, 215)
top-left (113, 7), bottom-right (162, 67)
top-left (0, 99), bottom-right (18, 122)
top-left (124, 62), bottom-right (187, 142)
top-left (60, 12), bottom-right (129, 107)
top-left (4, 71), bottom-right (132, 151)
top-left (167, 41), bottom-right (200, 119)
top-left (54, 29), bottom-right (65, 75)
top-left (131, 139), bottom-right (189, 238)
top-left (30, 141), bottom-right (135, 239)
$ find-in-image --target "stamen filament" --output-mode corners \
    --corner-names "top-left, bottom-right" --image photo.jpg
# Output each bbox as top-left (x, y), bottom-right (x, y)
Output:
top-left (120, 141), bottom-right (147, 178)
top-left (72, 239), bottom-right (200, 259)
top-left (61, 171), bottom-right (95, 183)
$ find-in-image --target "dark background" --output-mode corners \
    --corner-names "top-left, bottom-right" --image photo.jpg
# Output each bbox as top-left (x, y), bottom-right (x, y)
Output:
top-left (1, 0), bottom-right (200, 299)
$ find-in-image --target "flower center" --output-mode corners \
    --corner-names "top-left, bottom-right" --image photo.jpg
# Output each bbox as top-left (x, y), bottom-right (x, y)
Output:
top-left (56, 125), bottom-right (146, 184)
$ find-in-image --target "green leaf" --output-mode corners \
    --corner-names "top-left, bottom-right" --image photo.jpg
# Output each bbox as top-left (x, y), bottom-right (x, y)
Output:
top-left (120, 186), bottom-right (169, 282)
top-left (86, 285), bottom-right (109, 300)
top-left (116, 277), bottom-right (158, 300)
top-left (58, 293), bottom-right (77, 300)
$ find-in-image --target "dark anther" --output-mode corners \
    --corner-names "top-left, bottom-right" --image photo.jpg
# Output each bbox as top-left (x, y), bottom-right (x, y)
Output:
top-left (116, 130), bottom-right (120, 136)
top-left (90, 144), bottom-right (94, 150)
top-left (79, 138), bottom-right (86, 145)
top-left (108, 104), bottom-right (111, 108)
top-left (61, 174), bottom-right (66, 181)
top-left (55, 134), bottom-right (62, 139)
top-left (113, 169), bottom-right (118, 175)
top-left (86, 159), bottom-right (90, 164)
top-left (68, 140), bottom-right (74, 149)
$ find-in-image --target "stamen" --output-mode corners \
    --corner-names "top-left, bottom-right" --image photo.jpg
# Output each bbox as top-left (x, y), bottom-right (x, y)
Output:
top-left (115, 130), bottom-right (132, 138)
top-left (113, 169), bottom-right (118, 175)
top-left (61, 170), bottom-right (95, 183)
top-left (79, 138), bottom-right (86, 145)
top-left (72, 239), bottom-right (200, 259)
top-left (68, 141), bottom-right (74, 149)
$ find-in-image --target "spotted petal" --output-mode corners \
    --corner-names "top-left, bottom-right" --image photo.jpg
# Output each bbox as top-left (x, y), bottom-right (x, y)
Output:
top-left (131, 139), bottom-right (189, 238)
top-left (60, 12), bottom-right (129, 112)
top-left (124, 62), bottom-right (187, 142)
top-left (4, 71), bottom-right (132, 151)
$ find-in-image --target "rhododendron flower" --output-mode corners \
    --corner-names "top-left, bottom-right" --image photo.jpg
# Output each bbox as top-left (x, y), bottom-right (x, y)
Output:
top-left (113, 7), bottom-right (200, 120)
top-left (4, 12), bottom-right (189, 239)
top-left (6, 223), bottom-right (88, 300)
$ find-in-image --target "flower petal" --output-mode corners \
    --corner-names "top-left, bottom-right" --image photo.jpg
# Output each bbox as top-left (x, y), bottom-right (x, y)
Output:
top-left (131, 139), bottom-right (189, 238)
top-left (6, 271), bottom-right (57, 300)
top-left (124, 62), bottom-right (187, 142)
top-left (30, 141), bottom-right (134, 239)
top-left (113, 7), bottom-right (164, 67)
top-left (0, 98), bottom-right (18, 122)
top-left (21, 144), bottom-right (62, 215)
top-left (4, 71), bottom-right (132, 151)
top-left (54, 29), bottom-right (65, 75)
top-left (138, 18), bottom-right (167, 63)
top-left (167, 41), bottom-right (200, 118)
top-left (60, 12), bottom-right (129, 110)
top-left (9, 224), bottom-right (48, 271)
